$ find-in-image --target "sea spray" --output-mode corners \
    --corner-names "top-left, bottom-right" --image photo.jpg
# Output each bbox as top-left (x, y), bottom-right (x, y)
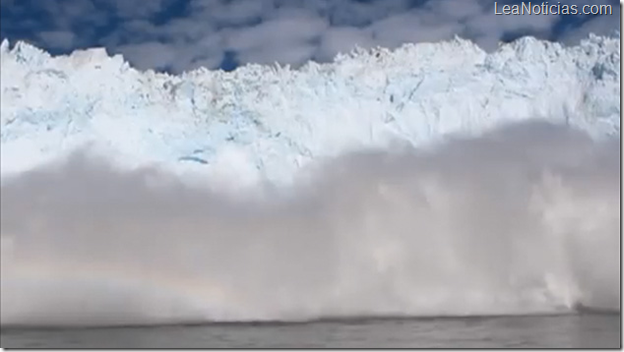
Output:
top-left (0, 120), bottom-right (620, 326)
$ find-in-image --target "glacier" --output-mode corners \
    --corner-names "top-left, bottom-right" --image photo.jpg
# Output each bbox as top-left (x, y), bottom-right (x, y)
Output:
top-left (0, 34), bottom-right (620, 185)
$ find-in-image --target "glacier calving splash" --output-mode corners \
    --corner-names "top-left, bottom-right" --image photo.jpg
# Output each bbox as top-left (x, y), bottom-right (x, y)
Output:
top-left (0, 35), bottom-right (621, 327)
top-left (0, 34), bottom-right (620, 184)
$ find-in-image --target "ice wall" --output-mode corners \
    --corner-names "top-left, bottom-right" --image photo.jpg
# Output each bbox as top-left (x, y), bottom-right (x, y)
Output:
top-left (0, 34), bottom-right (620, 185)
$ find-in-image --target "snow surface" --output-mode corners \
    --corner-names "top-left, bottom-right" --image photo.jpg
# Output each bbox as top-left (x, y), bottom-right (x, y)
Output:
top-left (0, 34), bottom-right (620, 185)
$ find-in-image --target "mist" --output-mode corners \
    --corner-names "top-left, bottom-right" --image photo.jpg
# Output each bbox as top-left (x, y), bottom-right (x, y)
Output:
top-left (0, 120), bottom-right (620, 327)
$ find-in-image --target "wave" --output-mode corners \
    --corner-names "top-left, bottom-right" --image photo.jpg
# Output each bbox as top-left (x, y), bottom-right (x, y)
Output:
top-left (0, 120), bottom-right (620, 327)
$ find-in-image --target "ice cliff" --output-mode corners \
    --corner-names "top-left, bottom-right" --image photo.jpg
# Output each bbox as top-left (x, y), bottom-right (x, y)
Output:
top-left (0, 34), bottom-right (620, 185)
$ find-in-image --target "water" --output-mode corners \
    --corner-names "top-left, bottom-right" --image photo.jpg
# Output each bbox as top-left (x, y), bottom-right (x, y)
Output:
top-left (1, 313), bottom-right (620, 348)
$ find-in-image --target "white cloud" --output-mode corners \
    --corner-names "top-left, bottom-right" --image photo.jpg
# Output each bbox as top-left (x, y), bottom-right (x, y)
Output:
top-left (37, 30), bottom-right (76, 50)
top-left (559, 7), bottom-right (620, 44)
top-left (464, 9), bottom-right (560, 50)
top-left (370, 11), bottom-right (463, 48)
top-left (159, 17), bottom-right (217, 43)
top-left (189, 0), bottom-right (275, 26)
top-left (104, 0), bottom-right (174, 19)
top-left (38, 0), bottom-right (107, 30)
top-left (225, 15), bottom-right (328, 52)
top-left (116, 41), bottom-right (178, 70)
top-left (323, 0), bottom-right (413, 26)
top-left (14, 0), bottom-right (620, 73)
top-left (185, 56), bottom-right (224, 71)
top-left (427, 0), bottom-right (485, 20)
top-left (315, 26), bottom-right (376, 61)
top-left (238, 42), bottom-right (317, 67)
top-left (114, 30), bottom-right (226, 72)
top-left (119, 0), bottom-right (577, 70)
top-left (563, 16), bottom-right (620, 45)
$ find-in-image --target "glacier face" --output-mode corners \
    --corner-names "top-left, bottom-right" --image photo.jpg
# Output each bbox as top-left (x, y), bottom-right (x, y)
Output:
top-left (0, 35), bottom-right (620, 185)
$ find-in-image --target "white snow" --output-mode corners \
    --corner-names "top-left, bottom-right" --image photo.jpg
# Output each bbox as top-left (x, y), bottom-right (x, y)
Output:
top-left (0, 34), bottom-right (620, 185)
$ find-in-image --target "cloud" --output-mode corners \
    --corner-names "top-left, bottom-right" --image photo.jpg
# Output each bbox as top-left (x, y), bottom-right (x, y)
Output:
top-left (222, 13), bottom-right (328, 66)
top-left (115, 41), bottom-right (178, 70)
top-left (37, 30), bottom-right (76, 50)
top-left (115, 33), bottom-right (224, 72)
top-left (102, 0), bottom-right (175, 19)
top-left (189, 0), bottom-right (271, 26)
top-left (159, 17), bottom-right (217, 43)
top-left (225, 14), bottom-right (327, 52)
top-left (39, 0), bottom-right (108, 30)
top-left (463, 7), bottom-right (560, 50)
top-left (427, 0), bottom-right (484, 20)
top-left (1, 121), bottom-right (620, 325)
top-left (370, 10), bottom-right (463, 48)
top-left (0, 0), bottom-right (620, 73)
top-left (315, 26), bottom-right (376, 61)
top-left (99, 19), bottom-right (158, 47)
top-left (559, 6), bottom-right (621, 44)
top-left (237, 42), bottom-right (318, 67)
top-left (302, 0), bottom-right (413, 27)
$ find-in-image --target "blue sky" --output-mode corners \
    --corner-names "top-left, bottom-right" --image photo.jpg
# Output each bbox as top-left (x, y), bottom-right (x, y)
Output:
top-left (0, 0), bottom-right (620, 73)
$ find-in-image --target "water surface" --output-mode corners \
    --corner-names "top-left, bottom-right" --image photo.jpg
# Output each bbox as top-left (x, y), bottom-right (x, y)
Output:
top-left (1, 313), bottom-right (620, 348)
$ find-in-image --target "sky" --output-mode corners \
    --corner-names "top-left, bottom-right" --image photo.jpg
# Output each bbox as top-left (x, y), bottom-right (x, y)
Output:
top-left (0, 0), bottom-right (620, 73)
